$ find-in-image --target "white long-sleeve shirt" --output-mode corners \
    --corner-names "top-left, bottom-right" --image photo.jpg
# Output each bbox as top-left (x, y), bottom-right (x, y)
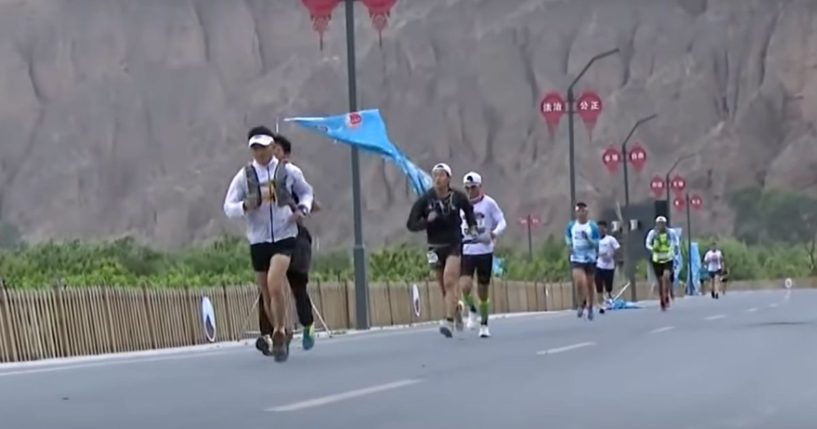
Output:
top-left (461, 194), bottom-right (506, 255)
top-left (223, 159), bottom-right (314, 245)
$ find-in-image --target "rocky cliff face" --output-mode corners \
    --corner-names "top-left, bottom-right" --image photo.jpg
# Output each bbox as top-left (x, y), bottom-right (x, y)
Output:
top-left (0, 0), bottom-right (815, 249)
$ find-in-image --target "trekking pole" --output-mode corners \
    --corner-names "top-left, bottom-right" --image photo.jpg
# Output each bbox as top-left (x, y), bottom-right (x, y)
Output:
top-left (311, 301), bottom-right (333, 337)
top-left (238, 295), bottom-right (260, 338)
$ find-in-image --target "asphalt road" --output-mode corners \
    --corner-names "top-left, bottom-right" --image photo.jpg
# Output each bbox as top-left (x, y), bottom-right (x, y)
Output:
top-left (1, 289), bottom-right (816, 429)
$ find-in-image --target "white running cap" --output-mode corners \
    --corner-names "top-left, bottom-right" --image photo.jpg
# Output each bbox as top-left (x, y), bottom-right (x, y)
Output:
top-left (655, 216), bottom-right (667, 223)
top-left (248, 134), bottom-right (274, 147)
top-left (432, 163), bottom-right (452, 177)
top-left (463, 171), bottom-right (482, 186)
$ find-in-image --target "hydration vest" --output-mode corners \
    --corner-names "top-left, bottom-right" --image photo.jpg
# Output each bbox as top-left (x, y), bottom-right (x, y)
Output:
top-left (651, 232), bottom-right (673, 263)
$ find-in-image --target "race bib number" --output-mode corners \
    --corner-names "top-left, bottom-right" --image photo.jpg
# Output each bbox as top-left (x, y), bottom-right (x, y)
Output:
top-left (426, 250), bottom-right (439, 265)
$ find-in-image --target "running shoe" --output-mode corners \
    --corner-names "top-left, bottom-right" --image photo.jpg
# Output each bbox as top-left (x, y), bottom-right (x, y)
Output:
top-left (271, 330), bottom-right (289, 363)
top-left (466, 311), bottom-right (479, 330)
top-left (439, 319), bottom-right (454, 338)
top-left (255, 335), bottom-right (273, 356)
top-left (478, 325), bottom-right (491, 338)
top-left (302, 324), bottom-right (316, 350)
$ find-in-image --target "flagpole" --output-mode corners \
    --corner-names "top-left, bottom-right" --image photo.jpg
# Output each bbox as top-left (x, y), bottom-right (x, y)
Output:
top-left (344, 0), bottom-right (370, 330)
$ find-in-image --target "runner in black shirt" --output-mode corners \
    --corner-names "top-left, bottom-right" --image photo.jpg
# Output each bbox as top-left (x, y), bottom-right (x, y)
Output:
top-left (407, 162), bottom-right (477, 338)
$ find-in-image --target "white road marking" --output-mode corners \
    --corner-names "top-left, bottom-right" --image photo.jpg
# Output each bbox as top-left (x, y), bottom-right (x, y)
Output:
top-left (649, 326), bottom-right (675, 334)
top-left (704, 314), bottom-right (726, 321)
top-left (536, 342), bottom-right (596, 355)
top-left (266, 379), bottom-right (422, 412)
top-left (746, 307), bottom-right (759, 313)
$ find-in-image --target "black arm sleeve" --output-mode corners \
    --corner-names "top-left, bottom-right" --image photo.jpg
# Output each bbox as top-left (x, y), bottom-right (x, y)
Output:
top-left (406, 195), bottom-right (428, 232)
top-left (456, 191), bottom-right (477, 228)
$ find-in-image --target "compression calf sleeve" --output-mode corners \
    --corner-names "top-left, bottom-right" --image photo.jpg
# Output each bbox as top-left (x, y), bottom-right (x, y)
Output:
top-left (463, 292), bottom-right (477, 313)
top-left (479, 299), bottom-right (490, 325)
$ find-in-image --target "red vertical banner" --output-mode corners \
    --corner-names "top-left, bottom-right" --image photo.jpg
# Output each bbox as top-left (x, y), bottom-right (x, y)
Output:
top-left (539, 92), bottom-right (566, 140)
top-left (576, 90), bottom-right (603, 141)
top-left (361, 0), bottom-right (398, 47)
top-left (649, 176), bottom-right (665, 199)
top-left (601, 147), bottom-right (623, 174)
top-left (627, 143), bottom-right (648, 172)
top-left (301, 0), bottom-right (342, 51)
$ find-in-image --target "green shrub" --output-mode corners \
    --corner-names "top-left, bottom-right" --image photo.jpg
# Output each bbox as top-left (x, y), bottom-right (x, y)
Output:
top-left (0, 234), bottom-right (811, 288)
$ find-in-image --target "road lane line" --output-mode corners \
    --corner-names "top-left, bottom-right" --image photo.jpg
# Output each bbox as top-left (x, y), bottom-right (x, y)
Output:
top-left (266, 379), bottom-right (422, 412)
top-left (649, 326), bottom-right (675, 334)
top-left (536, 342), bottom-right (596, 356)
top-left (746, 307), bottom-right (759, 313)
top-left (704, 314), bottom-right (726, 321)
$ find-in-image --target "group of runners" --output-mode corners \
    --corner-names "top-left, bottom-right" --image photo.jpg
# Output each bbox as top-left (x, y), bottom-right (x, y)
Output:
top-left (223, 128), bottom-right (727, 358)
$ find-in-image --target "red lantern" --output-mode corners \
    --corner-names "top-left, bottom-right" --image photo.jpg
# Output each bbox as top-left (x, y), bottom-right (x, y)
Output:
top-left (301, 0), bottom-right (341, 51)
top-left (649, 176), bottom-right (665, 199)
top-left (673, 197), bottom-right (686, 210)
top-left (690, 194), bottom-right (703, 210)
top-left (539, 92), bottom-right (566, 140)
top-left (576, 91), bottom-right (603, 141)
top-left (670, 175), bottom-right (687, 195)
top-left (361, 0), bottom-right (397, 47)
top-left (601, 147), bottom-right (623, 174)
top-left (627, 143), bottom-right (648, 172)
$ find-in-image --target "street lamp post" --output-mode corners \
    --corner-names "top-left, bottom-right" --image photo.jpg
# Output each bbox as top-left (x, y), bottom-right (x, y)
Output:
top-left (342, 0), bottom-right (370, 331)
top-left (674, 192), bottom-right (703, 295)
top-left (619, 114), bottom-right (657, 303)
top-left (566, 48), bottom-right (620, 309)
top-left (301, 0), bottom-right (399, 330)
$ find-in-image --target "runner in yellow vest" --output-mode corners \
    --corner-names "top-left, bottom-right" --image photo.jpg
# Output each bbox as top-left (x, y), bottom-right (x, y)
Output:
top-left (645, 216), bottom-right (679, 311)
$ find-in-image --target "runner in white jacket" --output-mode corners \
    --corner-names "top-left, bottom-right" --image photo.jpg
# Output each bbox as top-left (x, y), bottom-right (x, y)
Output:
top-left (223, 126), bottom-right (315, 363)
top-left (458, 172), bottom-right (506, 338)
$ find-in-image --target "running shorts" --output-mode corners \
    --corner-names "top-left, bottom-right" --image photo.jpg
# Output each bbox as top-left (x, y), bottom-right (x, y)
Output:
top-left (288, 225), bottom-right (313, 275)
top-left (427, 243), bottom-right (462, 271)
top-left (249, 237), bottom-right (297, 272)
top-left (461, 253), bottom-right (493, 284)
top-left (651, 260), bottom-right (673, 278)
top-left (707, 269), bottom-right (722, 279)
top-left (594, 268), bottom-right (615, 294)
top-left (571, 261), bottom-right (595, 274)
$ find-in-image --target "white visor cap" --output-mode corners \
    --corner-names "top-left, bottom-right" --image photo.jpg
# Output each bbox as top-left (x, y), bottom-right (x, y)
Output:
top-left (248, 134), bottom-right (274, 147)
top-left (432, 163), bottom-right (452, 177)
top-left (463, 172), bottom-right (482, 186)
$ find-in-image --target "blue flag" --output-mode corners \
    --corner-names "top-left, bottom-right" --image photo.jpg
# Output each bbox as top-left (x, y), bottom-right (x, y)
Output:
top-left (284, 109), bottom-right (432, 196)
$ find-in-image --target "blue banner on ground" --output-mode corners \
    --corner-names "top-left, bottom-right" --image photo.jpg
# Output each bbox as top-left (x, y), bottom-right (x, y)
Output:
top-left (671, 227), bottom-right (683, 294)
top-left (605, 298), bottom-right (642, 311)
top-left (689, 242), bottom-right (702, 295)
top-left (284, 109), bottom-right (432, 196)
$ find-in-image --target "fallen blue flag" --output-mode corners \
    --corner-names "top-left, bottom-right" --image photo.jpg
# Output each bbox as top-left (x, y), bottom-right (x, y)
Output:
top-left (604, 298), bottom-right (642, 311)
top-left (284, 109), bottom-right (432, 196)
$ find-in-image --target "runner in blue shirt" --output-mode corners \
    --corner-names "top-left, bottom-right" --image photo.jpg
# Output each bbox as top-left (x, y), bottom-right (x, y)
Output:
top-left (564, 202), bottom-right (601, 320)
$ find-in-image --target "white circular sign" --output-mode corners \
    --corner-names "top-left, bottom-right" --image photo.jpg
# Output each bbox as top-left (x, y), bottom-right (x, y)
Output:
top-left (201, 296), bottom-right (217, 343)
top-left (784, 278), bottom-right (793, 289)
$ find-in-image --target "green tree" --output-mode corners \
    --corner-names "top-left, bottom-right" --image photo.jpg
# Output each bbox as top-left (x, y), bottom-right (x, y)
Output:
top-left (729, 187), bottom-right (817, 274)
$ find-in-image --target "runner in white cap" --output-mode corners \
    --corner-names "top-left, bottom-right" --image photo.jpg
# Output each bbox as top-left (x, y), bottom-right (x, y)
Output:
top-left (458, 171), bottom-right (506, 338)
top-left (645, 216), bottom-right (680, 311)
top-left (703, 243), bottom-right (725, 299)
top-left (407, 162), bottom-right (478, 338)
